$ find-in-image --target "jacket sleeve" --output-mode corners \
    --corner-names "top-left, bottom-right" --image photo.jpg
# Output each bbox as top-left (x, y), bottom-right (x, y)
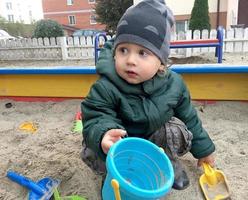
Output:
top-left (81, 80), bottom-right (124, 160)
top-left (174, 77), bottom-right (215, 159)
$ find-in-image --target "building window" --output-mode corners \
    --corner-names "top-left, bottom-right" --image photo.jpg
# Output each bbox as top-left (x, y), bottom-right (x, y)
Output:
top-left (8, 15), bottom-right (14, 22)
top-left (175, 20), bottom-right (188, 33)
top-left (19, 15), bottom-right (24, 23)
top-left (29, 10), bottom-right (32, 17)
top-left (88, 0), bottom-right (95, 4)
top-left (67, 0), bottom-right (74, 5)
top-left (6, 2), bottom-right (12, 10)
top-left (90, 14), bottom-right (97, 24)
top-left (68, 15), bottom-right (76, 25)
top-left (29, 10), bottom-right (33, 22)
top-left (17, 3), bottom-right (21, 12)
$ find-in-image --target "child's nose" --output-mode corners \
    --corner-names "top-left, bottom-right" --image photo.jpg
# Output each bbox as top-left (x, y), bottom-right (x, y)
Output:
top-left (126, 53), bottom-right (137, 65)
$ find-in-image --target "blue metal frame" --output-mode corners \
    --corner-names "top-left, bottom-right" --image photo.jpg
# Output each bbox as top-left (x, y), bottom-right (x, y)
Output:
top-left (216, 26), bottom-right (224, 63)
top-left (94, 27), bottom-right (224, 64)
top-left (1, 65), bottom-right (247, 75)
top-left (94, 33), bottom-right (107, 65)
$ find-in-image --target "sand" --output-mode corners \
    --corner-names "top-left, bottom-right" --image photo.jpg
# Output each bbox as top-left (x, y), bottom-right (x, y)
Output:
top-left (0, 99), bottom-right (102, 200)
top-left (1, 100), bottom-right (248, 200)
top-left (0, 53), bottom-right (248, 200)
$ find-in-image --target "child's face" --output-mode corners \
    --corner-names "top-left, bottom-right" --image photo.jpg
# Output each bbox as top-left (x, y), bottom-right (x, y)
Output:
top-left (115, 43), bottom-right (162, 84)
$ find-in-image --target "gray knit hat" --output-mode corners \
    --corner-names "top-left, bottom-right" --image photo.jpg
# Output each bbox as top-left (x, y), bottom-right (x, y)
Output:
top-left (114, 0), bottom-right (174, 65)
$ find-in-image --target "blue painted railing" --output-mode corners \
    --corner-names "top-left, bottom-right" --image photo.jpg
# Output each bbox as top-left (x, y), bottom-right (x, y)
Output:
top-left (1, 65), bottom-right (247, 75)
top-left (94, 26), bottom-right (224, 64)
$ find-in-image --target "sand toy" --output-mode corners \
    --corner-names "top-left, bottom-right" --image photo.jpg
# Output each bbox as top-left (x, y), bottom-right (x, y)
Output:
top-left (102, 137), bottom-right (174, 200)
top-left (199, 163), bottom-right (230, 200)
top-left (71, 120), bottom-right (83, 133)
top-left (19, 122), bottom-right (38, 133)
top-left (53, 188), bottom-right (86, 200)
top-left (7, 170), bottom-right (60, 200)
top-left (71, 112), bottom-right (83, 133)
top-left (75, 112), bottom-right (82, 120)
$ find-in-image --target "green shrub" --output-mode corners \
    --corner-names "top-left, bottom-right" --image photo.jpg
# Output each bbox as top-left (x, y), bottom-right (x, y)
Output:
top-left (33, 19), bottom-right (64, 38)
top-left (189, 0), bottom-right (211, 31)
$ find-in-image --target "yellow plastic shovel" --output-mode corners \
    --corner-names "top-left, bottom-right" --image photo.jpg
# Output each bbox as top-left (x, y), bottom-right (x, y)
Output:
top-left (199, 163), bottom-right (230, 200)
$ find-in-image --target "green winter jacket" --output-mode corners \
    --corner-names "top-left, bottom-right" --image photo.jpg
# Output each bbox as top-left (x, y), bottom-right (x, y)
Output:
top-left (81, 39), bottom-right (215, 161)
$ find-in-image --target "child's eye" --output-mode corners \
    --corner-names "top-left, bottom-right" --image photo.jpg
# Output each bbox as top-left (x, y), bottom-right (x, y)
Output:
top-left (118, 47), bottom-right (128, 54)
top-left (139, 50), bottom-right (148, 57)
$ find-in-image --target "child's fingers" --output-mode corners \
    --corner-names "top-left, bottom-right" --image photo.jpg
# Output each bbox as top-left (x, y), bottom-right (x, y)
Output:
top-left (102, 129), bottom-right (127, 154)
top-left (197, 154), bottom-right (215, 167)
top-left (109, 129), bottom-right (127, 137)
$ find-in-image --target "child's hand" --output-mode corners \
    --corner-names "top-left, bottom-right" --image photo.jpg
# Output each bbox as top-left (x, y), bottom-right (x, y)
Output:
top-left (197, 153), bottom-right (215, 167)
top-left (101, 129), bottom-right (127, 154)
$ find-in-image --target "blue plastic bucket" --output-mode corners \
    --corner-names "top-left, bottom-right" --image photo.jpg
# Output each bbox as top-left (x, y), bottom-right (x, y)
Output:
top-left (102, 137), bottom-right (174, 200)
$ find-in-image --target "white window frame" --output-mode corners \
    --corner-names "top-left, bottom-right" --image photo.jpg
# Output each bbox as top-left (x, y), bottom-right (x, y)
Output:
top-left (8, 15), bottom-right (14, 22)
top-left (68, 15), bottom-right (76, 25)
top-left (6, 2), bottom-right (12, 10)
top-left (19, 15), bottom-right (22, 22)
top-left (90, 14), bottom-right (97, 24)
top-left (67, 0), bottom-right (74, 5)
top-left (88, 0), bottom-right (95, 4)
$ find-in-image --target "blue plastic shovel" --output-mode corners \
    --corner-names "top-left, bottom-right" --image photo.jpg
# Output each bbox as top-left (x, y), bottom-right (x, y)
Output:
top-left (7, 170), bottom-right (60, 200)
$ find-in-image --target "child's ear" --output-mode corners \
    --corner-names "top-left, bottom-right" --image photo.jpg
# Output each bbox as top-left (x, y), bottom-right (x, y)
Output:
top-left (159, 64), bottom-right (165, 71)
top-left (157, 63), bottom-right (168, 77)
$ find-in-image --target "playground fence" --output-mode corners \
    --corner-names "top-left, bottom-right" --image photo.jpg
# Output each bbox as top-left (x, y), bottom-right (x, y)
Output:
top-left (0, 28), bottom-right (248, 61)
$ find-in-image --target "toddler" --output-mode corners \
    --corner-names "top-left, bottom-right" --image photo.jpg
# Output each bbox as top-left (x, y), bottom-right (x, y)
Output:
top-left (81, 0), bottom-right (215, 190)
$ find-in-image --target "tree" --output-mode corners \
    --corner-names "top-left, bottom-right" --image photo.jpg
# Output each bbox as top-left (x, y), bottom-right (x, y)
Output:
top-left (0, 16), bottom-right (35, 37)
top-left (33, 19), bottom-right (64, 38)
top-left (95, 0), bottom-right (133, 33)
top-left (0, 15), bottom-right (7, 23)
top-left (189, 0), bottom-right (211, 31)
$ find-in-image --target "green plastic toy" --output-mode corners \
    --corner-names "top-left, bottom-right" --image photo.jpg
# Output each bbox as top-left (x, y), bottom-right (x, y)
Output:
top-left (71, 112), bottom-right (83, 133)
top-left (71, 120), bottom-right (83, 133)
top-left (53, 188), bottom-right (86, 200)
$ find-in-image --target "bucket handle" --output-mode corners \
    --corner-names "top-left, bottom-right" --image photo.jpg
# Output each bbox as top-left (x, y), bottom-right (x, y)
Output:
top-left (111, 179), bottom-right (121, 200)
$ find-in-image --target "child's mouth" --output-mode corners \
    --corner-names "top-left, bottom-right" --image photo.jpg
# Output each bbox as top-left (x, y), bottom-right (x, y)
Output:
top-left (126, 70), bottom-right (137, 77)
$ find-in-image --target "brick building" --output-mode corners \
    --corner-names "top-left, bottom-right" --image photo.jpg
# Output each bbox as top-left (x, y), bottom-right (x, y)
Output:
top-left (134, 0), bottom-right (244, 32)
top-left (42, 0), bottom-right (105, 35)
top-left (238, 0), bottom-right (248, 27)
top-left (0, 0), bottom-right (43, 24)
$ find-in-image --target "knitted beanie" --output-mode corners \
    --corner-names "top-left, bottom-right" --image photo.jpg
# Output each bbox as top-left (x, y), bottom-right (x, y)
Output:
top-left (114, 0), bottom-right (174, 65)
